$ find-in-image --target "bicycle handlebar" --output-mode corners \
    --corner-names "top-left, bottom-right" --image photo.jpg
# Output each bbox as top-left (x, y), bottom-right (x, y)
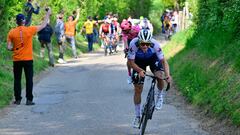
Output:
top-left (145, 74), bottom-right (171, 91)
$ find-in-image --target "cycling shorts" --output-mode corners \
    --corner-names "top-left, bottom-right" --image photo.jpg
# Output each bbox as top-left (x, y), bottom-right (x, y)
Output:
top-left (131, 54), bottom-right (164, 84)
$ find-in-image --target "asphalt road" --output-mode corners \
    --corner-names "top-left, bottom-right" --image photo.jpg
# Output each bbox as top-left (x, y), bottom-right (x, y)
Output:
top-left (0, 46), bottom-right (209, 135)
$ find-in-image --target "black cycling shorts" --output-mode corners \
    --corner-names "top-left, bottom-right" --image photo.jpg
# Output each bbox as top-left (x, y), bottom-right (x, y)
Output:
top-left (131, 54), bottom-right (164, 84)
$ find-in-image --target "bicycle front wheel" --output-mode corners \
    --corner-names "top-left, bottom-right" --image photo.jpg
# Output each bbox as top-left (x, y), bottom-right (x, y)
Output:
top-left (140, 113), bottom-right (148, 135)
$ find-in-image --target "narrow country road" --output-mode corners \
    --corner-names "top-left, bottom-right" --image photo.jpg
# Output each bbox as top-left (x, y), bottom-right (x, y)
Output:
top-left (0, 42), bottom-right (209, 135)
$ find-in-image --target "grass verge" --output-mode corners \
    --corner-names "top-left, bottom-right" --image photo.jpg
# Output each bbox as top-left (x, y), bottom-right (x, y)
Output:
top-left (163, 28), bottom-right (240, 126)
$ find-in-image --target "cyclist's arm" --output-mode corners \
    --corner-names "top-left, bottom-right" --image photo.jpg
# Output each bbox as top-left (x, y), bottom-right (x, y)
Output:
top-left (152, 39), bottom-right (171, 79)
top-left (161, 58), bottom-right (170, 78)
top-left (128, 59), bottom-right (144, 73)
top-left (36, 9), bottom-right (51, 32)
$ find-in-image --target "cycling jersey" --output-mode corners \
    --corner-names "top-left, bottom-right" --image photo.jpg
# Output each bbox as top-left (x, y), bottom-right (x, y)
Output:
top-left (127, 25), bottom-right (140, 40)
top-left (128, 37), bottom-right (164, 84)
top-left (164, 20), bottom-right (171, 29)
top-left (102, 24), bottom-right (110, 33)
top-left (128, 38), bottom-right (164, 61)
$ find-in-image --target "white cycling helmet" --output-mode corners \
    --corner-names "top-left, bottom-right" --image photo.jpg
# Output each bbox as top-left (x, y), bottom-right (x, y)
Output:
top-left (138, 29), bottom-right (152, 43)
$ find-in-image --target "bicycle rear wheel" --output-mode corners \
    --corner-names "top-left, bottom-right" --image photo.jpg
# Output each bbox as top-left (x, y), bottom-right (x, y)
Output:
top-left (140, 112), bottom-right (148, 135)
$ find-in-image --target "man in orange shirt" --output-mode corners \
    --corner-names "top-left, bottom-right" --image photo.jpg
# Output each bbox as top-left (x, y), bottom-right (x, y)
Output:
top-left (7, 8), bottom-right (51, 105)
top-left (64, 9), bottom-right (80, 58)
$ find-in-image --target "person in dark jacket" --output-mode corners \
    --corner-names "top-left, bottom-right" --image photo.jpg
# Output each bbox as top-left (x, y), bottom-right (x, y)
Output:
top-left (24, 0), bottom-right (40, 26)
top-left (38, 21), bottom-right (54, 66)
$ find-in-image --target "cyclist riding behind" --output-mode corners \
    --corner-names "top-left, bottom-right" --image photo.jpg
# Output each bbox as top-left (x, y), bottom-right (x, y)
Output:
top-left (113, 15), bottom-right (121, 49)
top-left (139, 17), bottom-right (153, 33)
top-left (127, 29), bottom-right (171, 128)
top-left (109, 18), bottom-right (118, 53)
top-left (99, 19), bottom-right (111, 54)
top-left (163, 15), bottom-right (172, 39)
top-left (120, 20), bottom-right (140, 84)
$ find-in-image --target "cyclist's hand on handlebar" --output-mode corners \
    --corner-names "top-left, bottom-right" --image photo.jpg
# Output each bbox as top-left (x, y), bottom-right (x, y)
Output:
top-left (139, 70), bottom-right (145, 78)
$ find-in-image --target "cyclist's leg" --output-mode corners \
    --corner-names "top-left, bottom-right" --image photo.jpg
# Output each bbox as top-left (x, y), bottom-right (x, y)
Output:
top-left (103, 35), bottom-right (108, 55)
top-left (132, 69), bottom-right (145, 128)
top-left (134, 83), bottom-right (143, 116)
top-left (150, 58), bottom-right (165, 110)
top-left (132, 62), bottom-right (146, 110)
top-left (100, 33), bottom-right (104, 48)
top-left (108, 35), bottom-right (113, 54)
top-left (114, 35), bottom-right (118, 52)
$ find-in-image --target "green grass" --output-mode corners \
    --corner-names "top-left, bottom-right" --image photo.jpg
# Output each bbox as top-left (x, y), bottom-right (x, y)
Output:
top-left (0, 34), bottom-right (99, 108)
top-left (163, 28), bottom-right (240, 126)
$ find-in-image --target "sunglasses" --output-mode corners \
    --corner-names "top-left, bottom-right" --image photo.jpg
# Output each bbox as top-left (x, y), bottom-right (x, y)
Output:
top-left (140, 43), bottom-right (151, 47)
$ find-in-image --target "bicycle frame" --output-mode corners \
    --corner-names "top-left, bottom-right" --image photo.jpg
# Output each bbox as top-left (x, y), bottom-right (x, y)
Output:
top-left (139, 76), bottom-right (156, 122)
top-left (139, 74), bottom-right (170, 135)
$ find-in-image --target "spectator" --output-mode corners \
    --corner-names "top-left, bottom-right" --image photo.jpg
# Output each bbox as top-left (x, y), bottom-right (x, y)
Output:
top-left (55, 11), bottom-right (66, 64)
top-left (7, 9), bottom-right (51, 105)
top-left (24, 0), bottom-right (40, 26)
top-left (64, 9), bottom-right (80, 58)
top-left (38, 19), bottom-right (54, 67)
top-left (83, 16), bottom-right (97, 52)
top-left (93, 15), bottom-right (99, 43)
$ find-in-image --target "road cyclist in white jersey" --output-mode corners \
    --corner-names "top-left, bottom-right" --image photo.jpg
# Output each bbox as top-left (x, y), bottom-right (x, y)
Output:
top-left (127, 29), bottom-right (171, 128)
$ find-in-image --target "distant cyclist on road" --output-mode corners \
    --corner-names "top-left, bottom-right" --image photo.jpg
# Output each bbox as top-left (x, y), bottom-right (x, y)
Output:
top-left (99, 19), bottom-right (111, 55)
top-left (139, 17), bottom-right (153, 33)
top-left (127, 29), bottom-right (171, 128)
top-left (163, 15), bottom-right (172, 39)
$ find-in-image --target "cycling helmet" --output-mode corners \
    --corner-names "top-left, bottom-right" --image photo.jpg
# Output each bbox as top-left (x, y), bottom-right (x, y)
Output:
top-left (107, 19), bottom-right (111, 24)
top-left (120, 20), bottom-right (132, 31)
top-left (138, 29), bottom-right (152, 43)
top-left (131, 25), bottom-right (140, 36)
top-left (104, 18), bottom-right (111, 24)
